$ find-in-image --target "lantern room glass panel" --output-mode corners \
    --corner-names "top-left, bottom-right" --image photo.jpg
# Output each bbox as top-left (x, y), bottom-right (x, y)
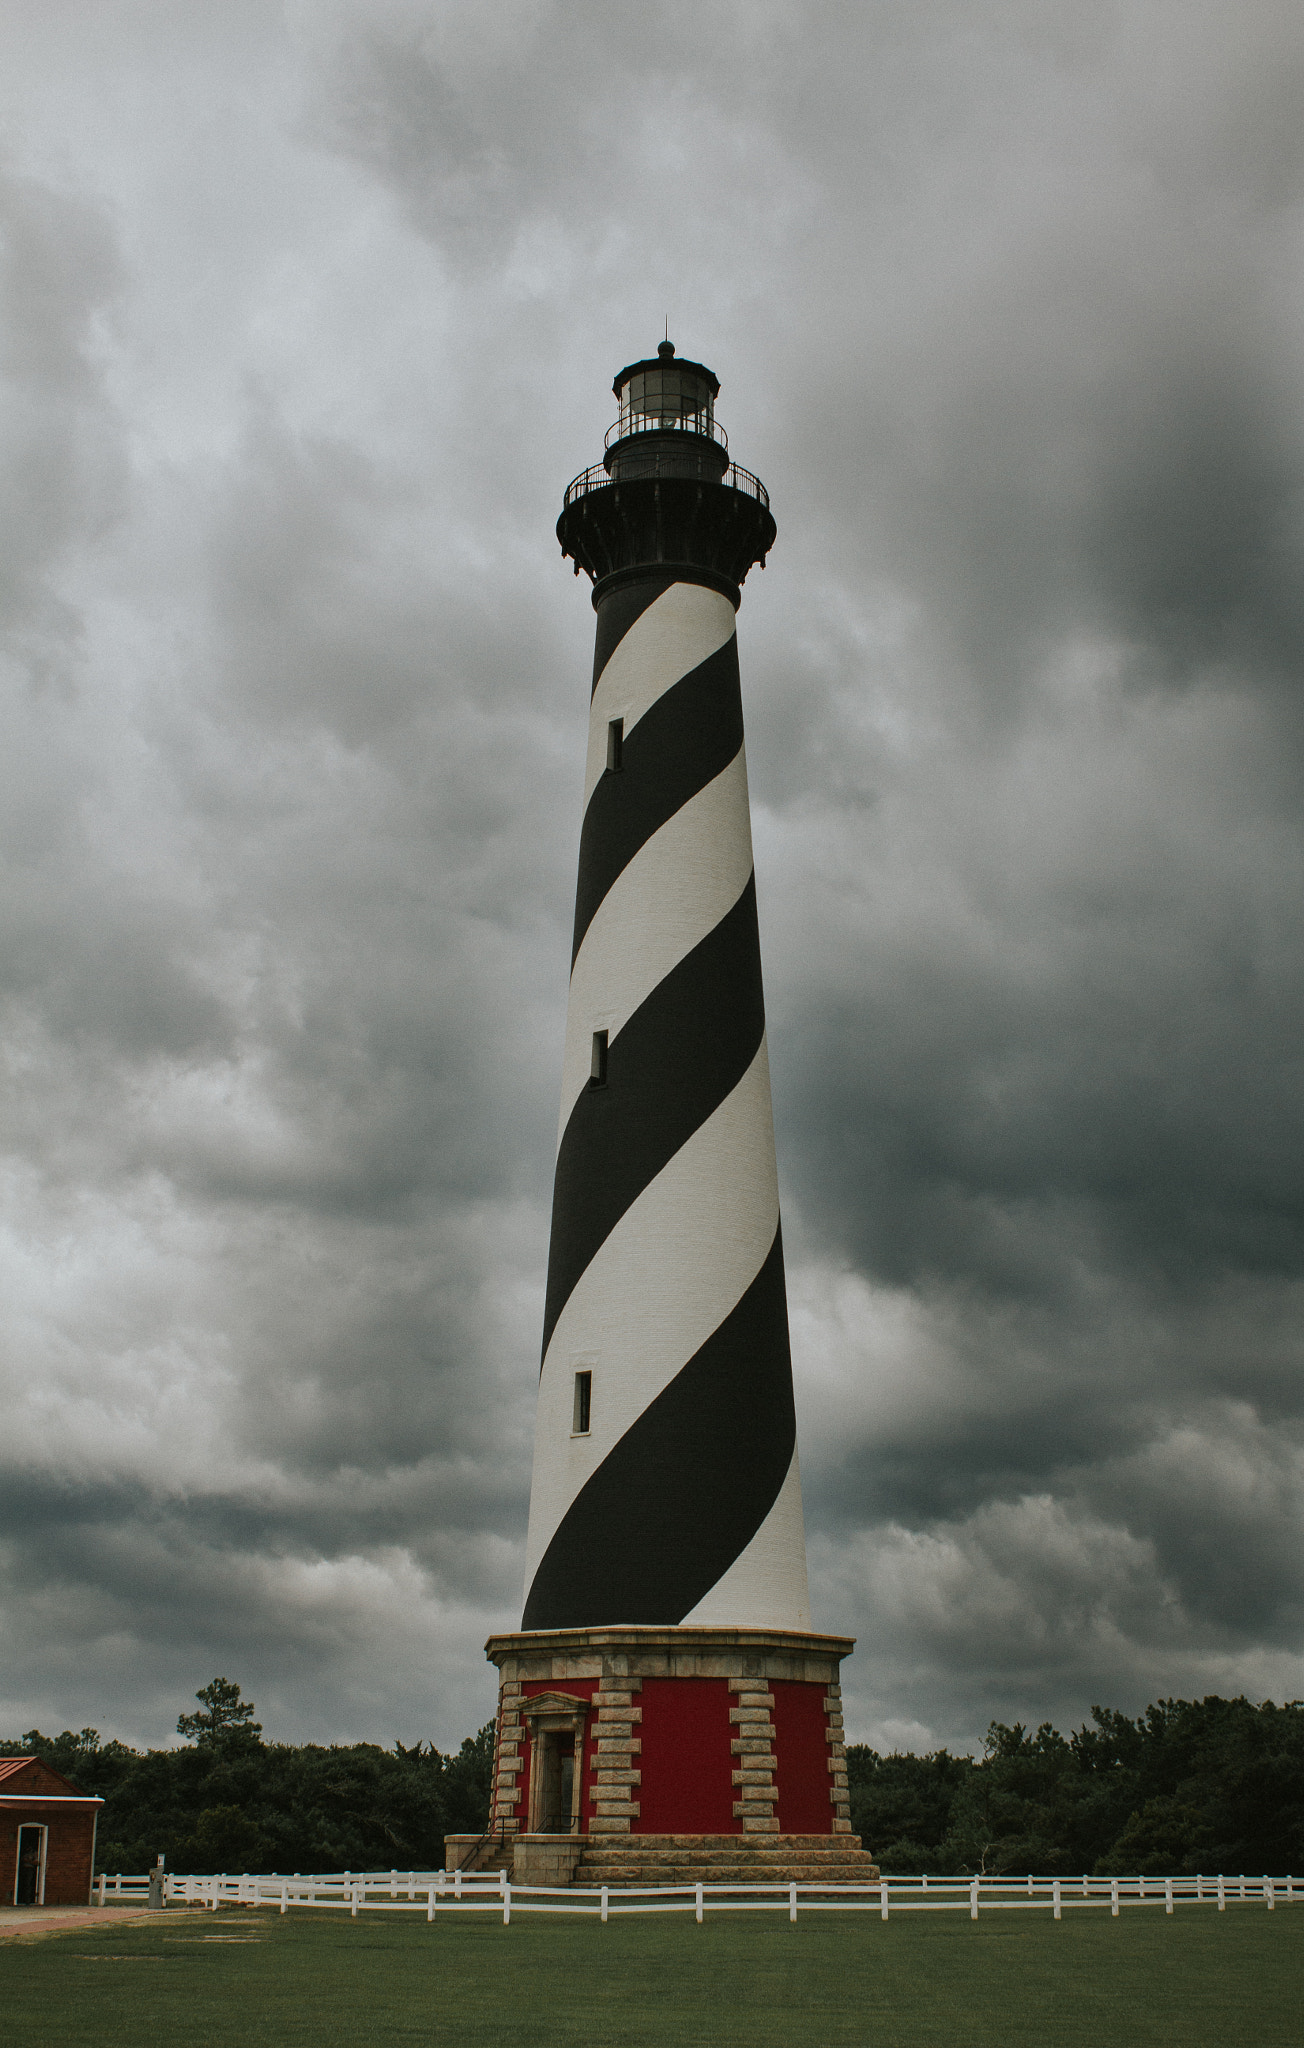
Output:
top-left (618, 368), bottom-right (715, 439)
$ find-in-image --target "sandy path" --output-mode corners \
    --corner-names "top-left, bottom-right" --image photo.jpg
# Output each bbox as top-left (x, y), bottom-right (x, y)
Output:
top-left (0, 1906), bottom-right (212, 1942)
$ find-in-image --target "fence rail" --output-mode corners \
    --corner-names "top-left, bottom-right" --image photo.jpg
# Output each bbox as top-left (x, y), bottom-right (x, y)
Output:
top-left (94, 1867), bottom-right (1299, 1924)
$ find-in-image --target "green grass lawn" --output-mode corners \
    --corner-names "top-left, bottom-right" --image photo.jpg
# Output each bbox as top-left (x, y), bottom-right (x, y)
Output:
top-left (3, 1901), bottom-right (1300, 2047)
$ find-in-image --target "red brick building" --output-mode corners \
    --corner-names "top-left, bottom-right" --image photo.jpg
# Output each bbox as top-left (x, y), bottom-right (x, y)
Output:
top-left (0, 1756), bottom-right (102, 1906)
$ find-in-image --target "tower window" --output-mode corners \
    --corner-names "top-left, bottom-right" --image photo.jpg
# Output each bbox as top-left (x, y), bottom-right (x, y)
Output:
top-left (606, 718), bottom-right (624, 773)
top-left (590, 1029), bottom-right (608, 1087)
top-left (573, 1370), bottom-right (592, 1435)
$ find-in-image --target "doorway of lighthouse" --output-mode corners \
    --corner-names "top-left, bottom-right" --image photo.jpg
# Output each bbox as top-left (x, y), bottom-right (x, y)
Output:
top-left (539, 1733), bottom-right (575, 1833)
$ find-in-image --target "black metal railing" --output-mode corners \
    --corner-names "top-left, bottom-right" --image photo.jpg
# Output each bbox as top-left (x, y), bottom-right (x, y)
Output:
top-left (606, 412), bottom-right (729, 453)
top-left (563, 459), bottom-right (769, 511)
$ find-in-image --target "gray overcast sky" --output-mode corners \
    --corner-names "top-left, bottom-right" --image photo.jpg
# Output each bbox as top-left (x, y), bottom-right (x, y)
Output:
top-left (2, 0), bottom-right (1304, 1757)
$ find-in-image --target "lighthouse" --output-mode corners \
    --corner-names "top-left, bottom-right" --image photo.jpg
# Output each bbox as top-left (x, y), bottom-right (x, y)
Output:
top-left (467, 344), bottom-right (877, 1889)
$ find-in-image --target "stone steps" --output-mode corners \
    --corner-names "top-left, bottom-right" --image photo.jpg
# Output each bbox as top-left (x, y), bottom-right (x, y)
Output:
top-left (575, 1833), bottom-right (878, 1888)
top-left (452, 1828), bottom-right (882, 1889)
top-left (581, 1843), bottom-right (863, 1859)
top-left (577, 1843), bottom-right (875, 1864)
top-left (443, 1832), bottom-right (511, 1874)
top-left (577, 1854), bottom-right (877, 1874)
top-left (574, 1866), bottom-right (878, 1887)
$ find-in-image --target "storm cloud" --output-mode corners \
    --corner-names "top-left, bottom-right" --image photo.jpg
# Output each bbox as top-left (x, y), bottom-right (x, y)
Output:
top-left (2, 0), bottom-right (1303, 1754)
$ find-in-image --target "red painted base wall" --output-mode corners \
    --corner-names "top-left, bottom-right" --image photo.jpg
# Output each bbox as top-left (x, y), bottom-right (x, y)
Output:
top-left (502, 1671), bottom-right (837, 1838)
top-left (772, 1679), bottom-right (835, 1834)
top-left (636, 1678), bottom-right (737, 1834)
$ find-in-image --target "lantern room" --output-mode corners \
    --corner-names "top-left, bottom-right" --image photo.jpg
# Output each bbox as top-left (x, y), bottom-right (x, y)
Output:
top-left (612, 340), bottom-right (720, 442)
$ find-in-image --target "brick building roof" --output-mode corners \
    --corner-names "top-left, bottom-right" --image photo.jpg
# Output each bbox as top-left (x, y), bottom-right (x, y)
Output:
top-left (0, 1755), bottom-right (92, 1798)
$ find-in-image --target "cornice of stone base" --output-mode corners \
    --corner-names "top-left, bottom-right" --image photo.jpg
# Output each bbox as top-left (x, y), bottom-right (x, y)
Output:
top-left (485, 1625), bottom-right (854, 1688)
top-left (486, 1626), bottom-right (854, 1659)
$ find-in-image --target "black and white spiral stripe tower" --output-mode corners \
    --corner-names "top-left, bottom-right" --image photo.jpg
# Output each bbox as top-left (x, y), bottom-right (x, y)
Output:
top-left (522, 343), bottom-right (810, 1633)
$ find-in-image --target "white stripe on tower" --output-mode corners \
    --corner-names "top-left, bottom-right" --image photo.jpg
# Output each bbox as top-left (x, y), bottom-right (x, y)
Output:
top-left (580, 583), bottom-right (737, 810)
top-left (527, 1036), bottom-right (780, 1572)
top-left (522, 576), bottom-right (810, 1632)
top-left (557, 750), bottom-right (754, 1142)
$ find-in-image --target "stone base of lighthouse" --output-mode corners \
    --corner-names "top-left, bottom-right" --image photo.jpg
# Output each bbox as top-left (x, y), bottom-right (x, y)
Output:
top-left (444, 1627), bottom-right (878, 1887)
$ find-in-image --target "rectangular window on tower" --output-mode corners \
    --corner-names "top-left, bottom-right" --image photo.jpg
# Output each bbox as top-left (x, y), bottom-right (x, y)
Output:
top-left (606, 718), bottom-right (624, 773)
top-left (573, 1370), bottom-right (592, 1436)
top-left (590, 1029), bottom-right (608, 1087)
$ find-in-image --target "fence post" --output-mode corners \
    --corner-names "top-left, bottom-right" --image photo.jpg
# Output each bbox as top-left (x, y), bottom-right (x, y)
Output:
top-left (427, 1886), bottom-right (435, 1923)
top-left (96, 1873), bottom-right (105, 1906)
top-left (503, 1881), bottom-right (511, 1926)
top-left (1053, 1880), bottom-right (1061, 1921)
top-left (280, 1880), bottom-right (288, 1916)
top-left (601, 1885), bottom-right (609, 1924)
top-left (390, 1868), bottom-right (397, 1899)
top-left (880, 1879), bottom-right (889, 1922)
top-left (350, 1884), bottom-right (358, 1919)
top-left (789, 1881), bottom-right (797, 1924)
top-left (1164, 1877), bottom-right (1173, 1915)
top-left (1110, 1878), bottom-right (1119, 1918)
top-left (1196, 1874), bottom-right (1204, 1900)
top-left (695, 1883), bottom-right (704, 1925)
top-left (1265, 1878), bottom-right (1274, 1912)
top-left (970, 1878), bottom-right (979, 1921)
top-left (1217, 1874), bottom-right (1225, 1912)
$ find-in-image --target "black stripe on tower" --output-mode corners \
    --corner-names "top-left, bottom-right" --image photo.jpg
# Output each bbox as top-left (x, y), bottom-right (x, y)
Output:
top-left (588, 569), bottom-right (681, 691)
top-left (572, 636), bottom-right (744, 962)
top-left (545, 874), bottom-right (764, 1360)
top-left (523, 1228), bottom-right (795, 1629)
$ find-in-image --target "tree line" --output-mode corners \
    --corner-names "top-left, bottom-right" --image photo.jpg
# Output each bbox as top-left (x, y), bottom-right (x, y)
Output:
top-left (2, 1680), bottom-right (493, 1875)
top-left (6, 1682), bottom-right (1302, 1875)
top-left (848, 1696), bottom-right (1304, 1875)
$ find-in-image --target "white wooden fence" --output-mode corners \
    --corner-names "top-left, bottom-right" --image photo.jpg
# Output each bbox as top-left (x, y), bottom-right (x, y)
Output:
top-left (94, 1867), bottom-right (1298, 1924)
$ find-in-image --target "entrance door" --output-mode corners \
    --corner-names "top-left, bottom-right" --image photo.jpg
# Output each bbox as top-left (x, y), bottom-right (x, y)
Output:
top-left (540, 1735), bottom-right (575, 1832)
top-left (15, 1826), bottom-right (45, 1906)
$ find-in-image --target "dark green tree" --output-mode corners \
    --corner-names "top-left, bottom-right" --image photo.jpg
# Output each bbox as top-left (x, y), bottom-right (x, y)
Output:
top-left (846, 1744), bottom-right (973, 1872)
top-left (3, 1683), bottom-right (495, 1873)
top-left (942, 1723), bottom-right (1084, 1875)
top-left (177, 1678), bottom-right (262, 1750)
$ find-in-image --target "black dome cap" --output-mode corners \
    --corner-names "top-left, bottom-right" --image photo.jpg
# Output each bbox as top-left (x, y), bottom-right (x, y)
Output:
top-left (612, 340), bottom-right (720, 400)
